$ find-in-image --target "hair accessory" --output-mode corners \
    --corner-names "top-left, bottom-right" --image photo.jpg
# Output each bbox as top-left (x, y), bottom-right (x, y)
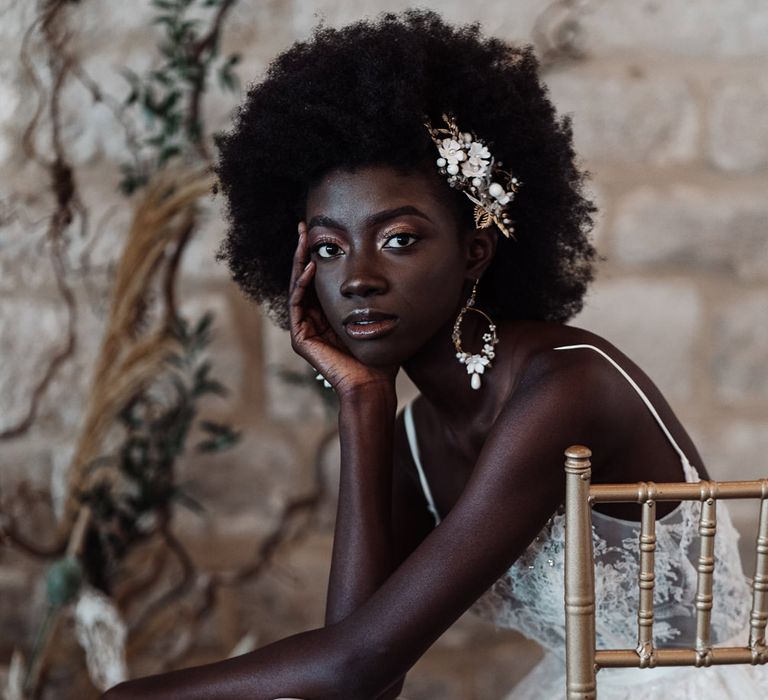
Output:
top-left (424, 113), bottom-right (521, 239)
top-left (452, 279), bottom-right (498, 390)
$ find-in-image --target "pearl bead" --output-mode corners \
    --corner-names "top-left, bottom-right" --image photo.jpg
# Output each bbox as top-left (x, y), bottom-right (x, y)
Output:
top-left (447, 164), bottom-right (459, 175)
top-left (488, 182), bottom-right (504, 198)
top-left (463, 132), bottom-right (472, 143)
top-left (456, 150), bottom-right (466, 161)
top-left (436, 157), bottom-right (446, 167)
top-left (472, 177), bottom-right (482, 187)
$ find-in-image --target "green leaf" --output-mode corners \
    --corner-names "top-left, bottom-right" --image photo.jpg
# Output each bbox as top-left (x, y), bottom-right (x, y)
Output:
top-left (158, 144), bottom-right (181, 166)
top-left (198, 420), bottom-right (228, 435)
top-left (146, 132), bottom-right (167, 147)
top-left (193, 311), bottom-right (214, 338)
top-left (217, 66), bottom-right (238, 93)
top-left (193, 360), bottom-right (212, 384)
top-left (194, 379), bottom-right (228, 397)
top-left (196, 430), bottom-right (240, 453)
top-left (171, 486), bottom-right (206, 515)
top-left (151, 15), bottom-right (175, 28)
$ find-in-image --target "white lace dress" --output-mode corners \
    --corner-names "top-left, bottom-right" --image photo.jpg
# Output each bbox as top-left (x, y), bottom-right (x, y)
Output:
top-left (403, 344), bottom-right (768, 699)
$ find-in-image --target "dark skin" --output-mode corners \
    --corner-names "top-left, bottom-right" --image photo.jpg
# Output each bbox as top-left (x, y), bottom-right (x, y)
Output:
top-left (102, 165), bottom-right (707, 699)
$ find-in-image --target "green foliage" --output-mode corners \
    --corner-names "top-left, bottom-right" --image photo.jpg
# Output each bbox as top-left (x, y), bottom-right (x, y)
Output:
top-left (119, 0), bottom-right (240, 194)
top-left (80, 311), bottom-right (240, 575)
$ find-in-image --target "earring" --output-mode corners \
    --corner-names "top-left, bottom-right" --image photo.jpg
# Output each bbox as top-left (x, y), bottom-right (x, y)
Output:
top-left (452, 279), bottom-right (498, 390)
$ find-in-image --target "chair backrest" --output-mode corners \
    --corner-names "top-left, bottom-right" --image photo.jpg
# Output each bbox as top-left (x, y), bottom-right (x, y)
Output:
top-left (563, 445), bottom-right (768, 700)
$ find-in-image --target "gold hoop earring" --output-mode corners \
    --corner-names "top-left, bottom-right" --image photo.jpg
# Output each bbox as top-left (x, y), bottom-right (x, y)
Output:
top-left (452, 279), bottom-right (498, 390)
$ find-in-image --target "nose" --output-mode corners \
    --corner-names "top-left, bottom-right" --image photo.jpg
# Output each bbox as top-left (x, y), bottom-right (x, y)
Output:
top-left (339, 256), bottom-right (388, 298)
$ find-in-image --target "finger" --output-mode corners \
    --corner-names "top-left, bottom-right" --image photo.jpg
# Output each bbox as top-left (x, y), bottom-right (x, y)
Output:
top-left (291, 258), bottom-right (315, 304)
top-left (289, 259), bottom-right (316, 330)
top-left (288, 221), bottom-right (310, 291)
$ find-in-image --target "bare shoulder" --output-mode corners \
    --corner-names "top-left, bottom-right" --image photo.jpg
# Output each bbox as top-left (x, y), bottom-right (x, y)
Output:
top-left (506, 323), bottom-right (628, 405)
top-left (502, 321), bottom-right (706, 483)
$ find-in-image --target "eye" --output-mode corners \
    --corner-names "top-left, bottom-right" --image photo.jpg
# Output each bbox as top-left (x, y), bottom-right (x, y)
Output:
top-left (313, 242), bottom-right (344, 259)
top-left (383, 232), bottom-right (419, 249)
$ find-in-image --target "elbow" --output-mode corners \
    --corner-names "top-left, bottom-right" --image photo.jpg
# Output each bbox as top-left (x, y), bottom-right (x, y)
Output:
top-left (336, 636), bottom-right (405, 699)
top-left (99, 683), bottom-right (130, 700)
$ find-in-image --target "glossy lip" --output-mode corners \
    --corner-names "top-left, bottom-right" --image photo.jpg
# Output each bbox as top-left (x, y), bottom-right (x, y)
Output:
top-left (342, 309), bottom-right (399, 340)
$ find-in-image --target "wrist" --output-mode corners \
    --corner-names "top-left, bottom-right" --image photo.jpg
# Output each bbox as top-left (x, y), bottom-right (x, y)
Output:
top-left (337, 379), bottom-right (397, 409)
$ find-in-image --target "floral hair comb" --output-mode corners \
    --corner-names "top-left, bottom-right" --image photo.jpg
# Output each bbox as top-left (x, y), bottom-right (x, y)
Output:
top-left (424, 113), bottom-right (521, 239)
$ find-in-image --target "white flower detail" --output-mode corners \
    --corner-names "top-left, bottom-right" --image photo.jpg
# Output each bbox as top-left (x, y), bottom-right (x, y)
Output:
top-left (461, 141), bottom-right (491, 177)
top-left (483, 343), bottom-right (495, 355)
top-left (438, 138), bottom-right (464, 166)
top-left (465, 354), bottom-right (490, 374)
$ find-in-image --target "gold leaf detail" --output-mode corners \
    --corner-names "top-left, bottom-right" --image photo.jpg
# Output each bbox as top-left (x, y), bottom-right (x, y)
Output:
top-left (474, 205), bottom-right (492, 229)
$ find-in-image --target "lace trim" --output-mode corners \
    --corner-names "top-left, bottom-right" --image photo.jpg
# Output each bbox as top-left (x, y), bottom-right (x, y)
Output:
top-left (470, 500), bottom-right (752, 654)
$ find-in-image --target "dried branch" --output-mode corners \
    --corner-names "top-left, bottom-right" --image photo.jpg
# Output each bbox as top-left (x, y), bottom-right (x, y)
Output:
top-left (2, 0), bottom-right (81, 441)
top-left (187, 0), bottom-right (238, 160)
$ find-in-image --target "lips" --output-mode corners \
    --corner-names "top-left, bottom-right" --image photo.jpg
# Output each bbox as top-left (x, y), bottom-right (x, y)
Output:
top-left (342, 309), bottom-right (399, 340)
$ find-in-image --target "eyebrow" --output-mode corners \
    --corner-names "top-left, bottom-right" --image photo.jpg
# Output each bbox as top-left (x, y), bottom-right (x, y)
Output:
top-left (307, 205), bottom-right (433, 232)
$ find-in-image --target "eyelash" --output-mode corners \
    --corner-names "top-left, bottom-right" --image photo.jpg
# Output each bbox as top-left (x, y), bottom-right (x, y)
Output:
top-left (311, 231), bottom-right (420, 259)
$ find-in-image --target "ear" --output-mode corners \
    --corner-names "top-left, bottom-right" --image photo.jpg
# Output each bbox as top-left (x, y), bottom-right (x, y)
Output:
top-left (464, 226), bottom-right (498, 280)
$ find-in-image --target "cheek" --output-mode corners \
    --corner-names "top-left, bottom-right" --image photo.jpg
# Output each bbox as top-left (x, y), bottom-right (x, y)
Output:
top-left (311, 268), bottom-right (341, 321)
top-left (400, 258), bottom-right (466, 313)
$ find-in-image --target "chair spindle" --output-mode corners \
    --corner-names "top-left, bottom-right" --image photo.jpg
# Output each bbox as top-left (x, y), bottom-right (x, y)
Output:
top-left (749, 495), bottom-right (768, 656)
top-left (694, 495), bottom-right (717, 664)
top-left (637, 493), bottom-right (656, 664)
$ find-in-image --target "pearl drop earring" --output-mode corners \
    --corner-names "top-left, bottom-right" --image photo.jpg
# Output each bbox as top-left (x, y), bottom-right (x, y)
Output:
top-left (451, 279), bottom-right (498, 390)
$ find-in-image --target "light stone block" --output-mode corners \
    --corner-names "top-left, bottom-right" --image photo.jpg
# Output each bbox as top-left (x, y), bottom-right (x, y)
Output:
top-left (698, 420), bottom-right (768, 483)
top-left (544, 69), bottom-right (699, 166)
top-left (579, 0), bottom-right (768, 58)
top-left (572, 278), bottom-right (701, 402)
top-left (613, 185), bottom-right (768, 281)
top-left (0, 297), bottom-right (70, 433)
top-left (179, 216), bottom-right (230, 281)
top-left (712, 292), bottom-right (768, 405)
top-left (288, 0), bottom-right (544, 42)
top-left (0, 68), bottom-right (20, 163)
top-left (708, 75), bottom-right (768, 172)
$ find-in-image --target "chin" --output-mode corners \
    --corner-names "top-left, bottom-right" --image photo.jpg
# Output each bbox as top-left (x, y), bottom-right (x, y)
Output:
top-left (342, 336), bottom-right (416, 368)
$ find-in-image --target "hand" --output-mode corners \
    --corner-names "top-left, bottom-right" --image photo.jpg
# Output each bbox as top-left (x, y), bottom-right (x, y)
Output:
top-left (289, 221), bottom-right (398, 398)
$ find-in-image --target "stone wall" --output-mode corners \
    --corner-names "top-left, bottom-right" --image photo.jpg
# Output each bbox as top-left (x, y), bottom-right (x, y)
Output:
top-left (1, 1), bottom-right (766, 698)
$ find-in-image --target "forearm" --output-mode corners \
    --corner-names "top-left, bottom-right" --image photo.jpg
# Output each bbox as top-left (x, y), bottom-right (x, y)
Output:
top-left (325, 383), bottom-right (398, 626)
top-left (102, 626), bottom-right (352, 700)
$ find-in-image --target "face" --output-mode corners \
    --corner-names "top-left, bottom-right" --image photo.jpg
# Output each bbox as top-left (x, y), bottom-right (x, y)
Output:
top-left (304, 165), bottom-right (493, 367)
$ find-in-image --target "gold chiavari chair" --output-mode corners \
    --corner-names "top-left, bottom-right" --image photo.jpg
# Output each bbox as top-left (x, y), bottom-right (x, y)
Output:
top-left (563, 445), bottom-right (768, 700)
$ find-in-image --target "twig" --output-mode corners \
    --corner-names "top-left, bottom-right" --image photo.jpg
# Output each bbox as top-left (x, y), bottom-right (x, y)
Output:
top-left (2, 0), bottom-right (80, 441)
top-left (187, 0), bottom-right (238, 160)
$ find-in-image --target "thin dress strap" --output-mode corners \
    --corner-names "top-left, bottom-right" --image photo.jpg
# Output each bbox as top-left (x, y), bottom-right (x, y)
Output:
top-left (403, 402), bottom-right (442, 525)
top-left (553, 344), bottom-right (699, 482)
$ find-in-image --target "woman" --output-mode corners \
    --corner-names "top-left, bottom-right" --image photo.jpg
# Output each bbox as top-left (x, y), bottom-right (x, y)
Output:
top-left (104, 10), bottom-right (764, 699)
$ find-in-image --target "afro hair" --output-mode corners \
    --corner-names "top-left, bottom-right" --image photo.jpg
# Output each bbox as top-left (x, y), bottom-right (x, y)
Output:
top-left (215, 9), bottom-right (596, 329)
